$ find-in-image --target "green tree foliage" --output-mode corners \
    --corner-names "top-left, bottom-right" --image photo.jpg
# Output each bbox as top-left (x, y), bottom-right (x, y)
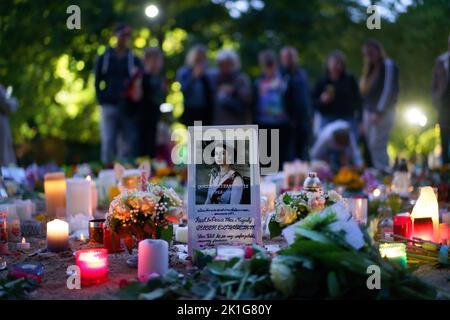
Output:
top-left (0, 0), bottom-right (449, 164)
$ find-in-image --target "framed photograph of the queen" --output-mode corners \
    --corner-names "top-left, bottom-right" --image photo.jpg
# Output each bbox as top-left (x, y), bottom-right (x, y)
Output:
top-left (187, 125), bottom-right (261, 255)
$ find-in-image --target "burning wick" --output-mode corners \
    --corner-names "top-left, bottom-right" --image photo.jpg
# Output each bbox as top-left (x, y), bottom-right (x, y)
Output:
top-left (17, 237), bottom-right (31, 250)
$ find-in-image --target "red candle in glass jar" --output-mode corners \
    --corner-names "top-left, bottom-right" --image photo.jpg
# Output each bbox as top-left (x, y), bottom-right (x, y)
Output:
top-left (393, 213), bottom-right (412, 240)
top-left (413, 217), bottom-right (434, 241)
top-left (103, 227), bottom-right (122, 253)
top-left (75, 248), bottom-right (108, 286)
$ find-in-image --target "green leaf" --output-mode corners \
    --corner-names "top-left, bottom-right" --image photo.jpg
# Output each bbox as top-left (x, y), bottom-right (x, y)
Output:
top-left (268, 219), bottom-right (282, 239)
top-left (327, 272), bottom-right (340, 297)
top-left (139, 288), bottom-right (166, 300)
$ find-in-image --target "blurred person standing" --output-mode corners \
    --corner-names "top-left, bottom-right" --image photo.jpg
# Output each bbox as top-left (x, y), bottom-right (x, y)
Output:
top-left (132, 48), bottom-right (167, 158)
top-left (176, 45), bottom-right (214, 126)
top-left (211, 49), bottom-right (252, 125)
top-left (431, 35), bottom-right (450, 165)
top-left (254, 50), bottom-right (293, 168)
top-left (360, 39), bottom-right (399, 172)
top-left (313, 50), bottom-right (362, 138)
top-left (280, 46), bottom-right (312, 161)
top-left (0, 85), bottom-right (18, 166)
top-left (95, 23), bottom-right (142, 164)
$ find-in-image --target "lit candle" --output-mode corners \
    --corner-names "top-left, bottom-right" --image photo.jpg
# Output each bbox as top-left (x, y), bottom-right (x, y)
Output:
top-left (216, 246), bottom-right (245, 261)
top-left (44, 172), bottom-right (66, 219)
top-left (347, 197), bottom-right (368, 225)
top-left (47, 219), bottom-right (69, 252)
top-left (138, 239), bottom-right (168, 282)
top-left (175, 226), bottom-right (188, 243)
top-left (260, 181), bottom-right (277, 212)
top-left (66, 178), bottom-right (92, 218)
top-left (86, 176), bottom-right (98, 214)
top-left (75, 248), bottom-right (108, 286)
top-left (0, 211), bottom-right (8, 254)
top-left (393, 213), bottom-right (412, 240)
top-left (379, 242), bottom-right (407, 268)
top-left (98, 170), bottom-right (116, 203)
top-left (17, 237), bottom-right (30, 250)
top-left (411, 187), bottom-right (440, 242)
top-left (440, 223), bottom-right (450, 245)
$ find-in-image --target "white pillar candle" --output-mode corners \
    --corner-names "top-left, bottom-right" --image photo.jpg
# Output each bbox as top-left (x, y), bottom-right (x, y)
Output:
top-left (216, 246), bottom-right (245, 261)
top-left (44, 172), bottom-right (66, 220)
top-left (14, 199), bottom-right (34, 221)
top-left (138, 239), bottom-right (168, 282)
top-left (47, 219), bottom-right (69, 252)
top-left (98, 170), bottom-right (116, 202)
top-left (175, 226), bottom-right (188, 243)
top-left (66, 178), bottom-right (92, 218)
top-left (86, 176), bottom-right (98, 214)
top-left (17, 237), bottom-right (30, 250)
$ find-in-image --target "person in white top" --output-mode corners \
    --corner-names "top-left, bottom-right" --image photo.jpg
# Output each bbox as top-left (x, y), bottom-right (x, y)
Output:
top-left (310, 120), bottom-right (363, 171)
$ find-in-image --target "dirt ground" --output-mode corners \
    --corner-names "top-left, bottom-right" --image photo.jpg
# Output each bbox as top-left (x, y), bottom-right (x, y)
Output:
top-left (1, 236), bottom-right (449, 300)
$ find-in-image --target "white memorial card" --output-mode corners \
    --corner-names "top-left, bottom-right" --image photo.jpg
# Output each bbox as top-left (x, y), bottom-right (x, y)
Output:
top-left (187, 125), bottom-right (261, 255)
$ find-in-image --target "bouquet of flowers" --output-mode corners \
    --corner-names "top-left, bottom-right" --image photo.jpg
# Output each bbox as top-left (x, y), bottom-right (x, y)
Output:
top-left (268, 189), bottom-right (342, 238)
top-left (333, 167), bottom-right (365, 191)
top-left (119, 203), bottom-right (446, 300)
top-left (106, 183), bottom-right (183, 251)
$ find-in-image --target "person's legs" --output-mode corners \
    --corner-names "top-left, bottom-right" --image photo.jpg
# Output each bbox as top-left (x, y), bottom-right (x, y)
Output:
top-left (368, 109), bottom-right (395, 171)
top-left (120, 112), bottom-right (139, 162)
top-left (100, 105), bottom-right (120, 164)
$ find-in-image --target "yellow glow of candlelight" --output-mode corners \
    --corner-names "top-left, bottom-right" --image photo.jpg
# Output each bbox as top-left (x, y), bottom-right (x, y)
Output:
top-left (22, 237), bottom-right (26, 244)
top-left (411, 186), bottom-right (440, 241)
top-left (379, 243), bottom-right (406, 258)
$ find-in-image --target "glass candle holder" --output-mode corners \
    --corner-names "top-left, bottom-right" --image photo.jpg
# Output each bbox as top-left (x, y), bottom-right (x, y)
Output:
top-left (75, 248), bottom-right (108, 286)
top-left (89, 219), bottom-right (105, 244)
top-left (393, 213), bottom-right (412, 240)
top-left (413, 217), bottom-right (434, 241)
top-left (379, 242), bottom-right (407, 268)
top-left (103, 227), bottom-right (122, 253)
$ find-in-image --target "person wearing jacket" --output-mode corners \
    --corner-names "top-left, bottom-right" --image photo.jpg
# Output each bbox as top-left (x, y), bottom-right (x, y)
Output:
top-left (313, 50), bottom-right (362, 139)
top-left (0, 84), bottom-right (18, 166)
top-left (280, 46), bottom-right (312, 161)
top-left (176, 45), bottom-right (214, 127)
top-left (94, 23), bottom-right (142, 164)
top-left (431, 35), bottom-right (450, 165)
top-left (360, 39), bottom-right (399, 172)
top-left (211, 49), bottom-right (252, 125)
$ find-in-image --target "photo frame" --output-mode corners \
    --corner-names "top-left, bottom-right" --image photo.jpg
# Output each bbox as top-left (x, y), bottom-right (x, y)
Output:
top-left (187, 125), bottom-right (261, 255)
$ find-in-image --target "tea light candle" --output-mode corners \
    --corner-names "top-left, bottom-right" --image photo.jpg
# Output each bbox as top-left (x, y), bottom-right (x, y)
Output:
top-left (44, 172), bottom-right (66, 219)
top-left (47, 219), bottom-right (69, 252)
top-left (393, 213), bottom-right (412, 240)
top-left (66, 178), bottom-right (92, 218)
top-left (17, 237), bottom-right (30, 250)
top-left (379, 242), bottom-right (407, 268)
top-left (138, 239), bottom-right (168, 282)
top-left (216, 246), bottom-right (245, 261)
top-left (75, 248), bottom-right (108, 286)
top-left (175, 226), bottom-right (188, 243)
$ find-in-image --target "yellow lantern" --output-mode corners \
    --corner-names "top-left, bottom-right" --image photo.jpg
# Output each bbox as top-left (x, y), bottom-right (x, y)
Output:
top-left (411, 186), bottom-right (440, 242)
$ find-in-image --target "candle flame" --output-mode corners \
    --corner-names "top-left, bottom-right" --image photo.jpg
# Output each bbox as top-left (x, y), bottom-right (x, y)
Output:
top-left (86, 175), bottom-right (92, 181)
top-left (22, 237), bottom-right (26, 244)
top-left (373, 188), bottom-right (381, 197)
top-left (80, 233), bottom-right (85, 241)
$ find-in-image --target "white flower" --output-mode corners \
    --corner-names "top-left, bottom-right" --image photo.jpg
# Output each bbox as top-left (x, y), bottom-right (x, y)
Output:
top-left (270, 256), bottom-right (296, 296)
top-left (327, 190), bottom-right (342, 203)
